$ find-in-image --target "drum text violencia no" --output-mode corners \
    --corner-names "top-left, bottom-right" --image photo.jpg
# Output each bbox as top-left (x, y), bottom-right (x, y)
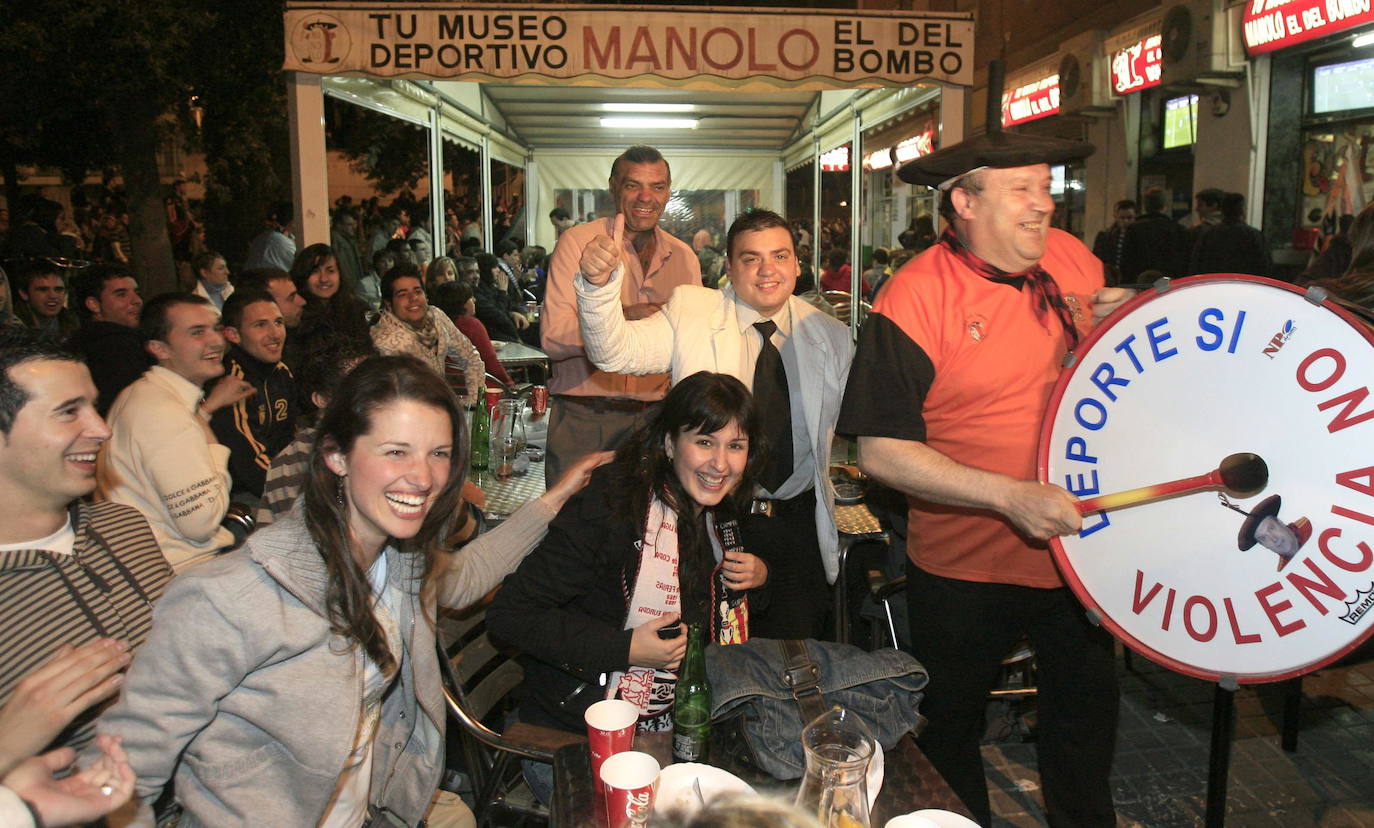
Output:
top-left (362, 13), bottom-right (966, 79)
top-left (1059, 307), bottom-right (1374, 645)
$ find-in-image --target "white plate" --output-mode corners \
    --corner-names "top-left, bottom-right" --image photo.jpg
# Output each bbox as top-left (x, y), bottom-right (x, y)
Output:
top-left (906, 809), bottom-right (980, 828)
top-left (653, 763), bottom-right (755, 816)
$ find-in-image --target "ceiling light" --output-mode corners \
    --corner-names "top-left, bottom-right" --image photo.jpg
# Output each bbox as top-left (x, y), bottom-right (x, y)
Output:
top-left (599, 118), bottom-right (699, 129)
top-left (1354, 32), bottom-right (1374, 49)
top-left (602, 103), bottom-right (696, 113)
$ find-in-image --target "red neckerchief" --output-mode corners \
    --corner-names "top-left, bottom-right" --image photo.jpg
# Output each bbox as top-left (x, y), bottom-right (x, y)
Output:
top-left (940, 228), bottom-right (1080, 350)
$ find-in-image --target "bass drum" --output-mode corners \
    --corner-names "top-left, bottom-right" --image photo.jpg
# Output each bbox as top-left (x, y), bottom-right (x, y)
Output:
top-left (1040, 275), bottom-right (1374, 683)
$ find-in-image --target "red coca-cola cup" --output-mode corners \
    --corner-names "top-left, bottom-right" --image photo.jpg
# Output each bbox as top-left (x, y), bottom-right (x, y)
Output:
top-left (530, 385), bottom-right (548, 417)
top-left (584, 699), bottom-right (637, 797)
top-left (484, 387), bottom-right (503, 415)
top-left (599, 750), bottom-right (659, 828)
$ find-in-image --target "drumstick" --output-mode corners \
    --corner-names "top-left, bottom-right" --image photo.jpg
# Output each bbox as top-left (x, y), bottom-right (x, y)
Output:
top-left (1075, 453), bottom-right (1267, 514)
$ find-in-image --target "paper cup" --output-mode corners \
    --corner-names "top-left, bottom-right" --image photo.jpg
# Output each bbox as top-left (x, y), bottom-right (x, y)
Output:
top-left (585, 699), bottom-right (637, 795)
top-left (600, 751), bottom-right (660, 828)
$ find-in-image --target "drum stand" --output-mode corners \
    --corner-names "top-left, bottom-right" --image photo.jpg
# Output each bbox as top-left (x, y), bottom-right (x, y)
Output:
top-left (1205, 679), bottom-right (1238, 828)
top-left (1205, 675), bottom-right (1307, 826)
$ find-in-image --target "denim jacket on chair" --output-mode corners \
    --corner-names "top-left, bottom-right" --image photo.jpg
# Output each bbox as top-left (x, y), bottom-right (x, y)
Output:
top-left (705, 637), bottom-right (928, 779)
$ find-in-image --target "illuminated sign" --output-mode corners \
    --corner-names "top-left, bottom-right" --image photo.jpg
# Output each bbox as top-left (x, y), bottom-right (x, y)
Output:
top-left (863, 148), bottom-right (893, 170)
top-left (282, 3), bottom-right (976, 89)
top-left (820, 146), bottom-right (850, 171)
top-left (1001, 73), bottom-right (1060, 127)
top-left (1111, 33), bottom-right (1162, 95)
top-left (893, 129), bottom-right (936, 162)
top-left (1242, 0), bottom-right (1374, 56)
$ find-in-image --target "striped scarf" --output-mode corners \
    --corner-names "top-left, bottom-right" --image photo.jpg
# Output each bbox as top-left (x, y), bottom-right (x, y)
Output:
top-left (940, 228), bottom-right (1080, 350)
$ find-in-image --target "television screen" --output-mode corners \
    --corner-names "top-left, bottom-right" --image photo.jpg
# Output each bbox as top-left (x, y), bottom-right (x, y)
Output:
top-left (1162, 94), bottom-right (1199, 150)
top-left (1313, 56), bottom-right (1374, 114)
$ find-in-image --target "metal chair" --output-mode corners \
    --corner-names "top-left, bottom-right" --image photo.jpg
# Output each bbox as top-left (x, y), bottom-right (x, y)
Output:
top-left (437, 605), bottom-right (581, 827)
top-left (822, 290), bottom-right (873, 326)
top-left (861, 566), bottom-right (1038, 703)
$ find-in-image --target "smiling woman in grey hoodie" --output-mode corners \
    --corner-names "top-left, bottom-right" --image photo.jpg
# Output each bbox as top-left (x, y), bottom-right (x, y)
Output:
top-left (96, 356), bottom-right (604, 827)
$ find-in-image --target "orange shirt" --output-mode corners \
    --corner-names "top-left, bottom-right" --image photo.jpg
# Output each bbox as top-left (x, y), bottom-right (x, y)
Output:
top-left (839, 229), bottom-right (1103, 587)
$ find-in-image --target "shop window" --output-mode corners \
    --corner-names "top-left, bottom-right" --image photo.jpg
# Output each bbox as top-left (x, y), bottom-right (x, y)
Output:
top-left (1299, 125), bottom-right (1374, 228)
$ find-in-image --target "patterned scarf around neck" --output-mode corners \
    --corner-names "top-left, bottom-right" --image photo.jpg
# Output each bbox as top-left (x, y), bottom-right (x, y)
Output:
top-left (397, 307), bottom-right (440, 352)
top-left (940, 228), bottom-right (1080, 350)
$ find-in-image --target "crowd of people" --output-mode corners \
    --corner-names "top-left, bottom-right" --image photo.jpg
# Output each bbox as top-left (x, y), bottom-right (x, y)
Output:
top-left (1, 133), bottom-right (1372, 828)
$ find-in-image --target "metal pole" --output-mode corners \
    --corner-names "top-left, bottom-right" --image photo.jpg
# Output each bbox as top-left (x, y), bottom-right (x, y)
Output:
top-left (812, 134), bottom-right (821, 282)
top-left (480, 134), bottom-right (493, 250)
top-left (850, 105), bottom-right (862, 341)
top-left (1205, 682), bottom-right (1236, 827)
top-left (428, 106), bottom-right (445, 258)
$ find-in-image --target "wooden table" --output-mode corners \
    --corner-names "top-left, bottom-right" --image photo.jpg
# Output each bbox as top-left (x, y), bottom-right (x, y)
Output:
top-left (550, 731), bottom-right (971, 826)
top-left (494, 340), bottom-right (550, 384)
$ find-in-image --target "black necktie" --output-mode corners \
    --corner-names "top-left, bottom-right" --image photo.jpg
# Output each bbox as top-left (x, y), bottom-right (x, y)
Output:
top-left (752, 320), bottom-right (793, 493)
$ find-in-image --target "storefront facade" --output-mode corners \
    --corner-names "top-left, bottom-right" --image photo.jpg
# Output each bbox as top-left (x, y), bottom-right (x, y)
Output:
top-left (1247, 0), bottom-right (1374, 276)
top-left (991, 0), bottom-right (1265, 264)
top-left (283, 0), bottom-right (974, 316)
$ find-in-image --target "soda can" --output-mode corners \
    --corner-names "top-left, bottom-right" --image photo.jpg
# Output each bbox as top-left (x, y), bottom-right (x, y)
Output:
top-left (530, 385), bottom-right (548, 416)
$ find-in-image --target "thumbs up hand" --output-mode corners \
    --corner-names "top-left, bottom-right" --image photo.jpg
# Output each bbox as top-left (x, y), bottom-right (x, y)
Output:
top-left (579, 213), bottom-right (625, 287)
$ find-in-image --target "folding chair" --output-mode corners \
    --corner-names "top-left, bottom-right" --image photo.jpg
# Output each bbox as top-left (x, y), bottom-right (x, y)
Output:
top-left (437, 606), bottom-right (580, 827)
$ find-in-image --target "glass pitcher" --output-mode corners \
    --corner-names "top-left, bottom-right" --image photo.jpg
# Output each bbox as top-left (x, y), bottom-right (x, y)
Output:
top-left (489, 398), bottom-right (527, 481)
top-left (794, 706), bottom-right (874, 828)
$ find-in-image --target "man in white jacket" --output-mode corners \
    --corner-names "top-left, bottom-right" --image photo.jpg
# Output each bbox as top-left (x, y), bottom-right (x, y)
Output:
top-left (97, 293), bottom-right (254, 571)
top-left (575, 209), bottom-right (852, 639)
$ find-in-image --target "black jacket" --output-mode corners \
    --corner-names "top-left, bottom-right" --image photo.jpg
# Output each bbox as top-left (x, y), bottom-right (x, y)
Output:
top-left (1190, 220), bottom-right (1272, 278)
top-left (488, 466), bottom-right (766, 733)
top-left (473, 277), bottom-right (523, 343)
top-left (68, 320), bottom-right (153, 416)
top-left (1091, 225), bottom-right (1128, 285)
top-left (1121, 212), bottom-right (1190, 281)
top-left (487, 468), bottom-right (646, 733)
top-left (209, 345), bottom-right (297, 499)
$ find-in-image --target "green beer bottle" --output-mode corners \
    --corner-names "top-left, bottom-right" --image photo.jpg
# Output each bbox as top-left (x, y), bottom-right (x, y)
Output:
top-left (469, 403), bottom-right (489, 473)
top-left (672, 623), bottom-right (711, 763)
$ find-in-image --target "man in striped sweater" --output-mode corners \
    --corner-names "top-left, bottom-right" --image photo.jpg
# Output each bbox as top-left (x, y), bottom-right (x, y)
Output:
top-left (0, 330), bottom-right (172, 760)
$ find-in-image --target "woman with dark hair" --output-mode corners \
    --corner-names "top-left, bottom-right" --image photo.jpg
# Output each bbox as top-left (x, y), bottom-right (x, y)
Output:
top-left (430, 280), bottom-right (514, 387)
top-left (97, 355), bottom-right (606, 826)
top-left (472, 250), bottom-right (527, 343)
top-left (488, 372), bottom-right (769, 800)
top-left (290, 242), bottom-right (374, 351)
top-left (898, 214), bottom-right (937, 253)
top-left (820, 248), bottom-right (868, 295)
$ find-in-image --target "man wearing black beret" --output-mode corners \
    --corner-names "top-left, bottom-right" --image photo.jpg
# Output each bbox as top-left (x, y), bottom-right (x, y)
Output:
top-left (838, 130), bottom-right (1133, 827)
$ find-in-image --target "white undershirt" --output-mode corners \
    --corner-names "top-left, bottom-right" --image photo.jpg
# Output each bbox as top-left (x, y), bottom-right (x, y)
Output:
top-left (0, 519), bottom-right (76, 556)
top-left (319, 553), bottom-right (402, 828)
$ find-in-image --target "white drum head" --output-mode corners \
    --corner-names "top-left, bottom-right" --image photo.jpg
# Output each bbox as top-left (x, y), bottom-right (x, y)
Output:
top-left (1040, 275), bottom-right (1374, 683)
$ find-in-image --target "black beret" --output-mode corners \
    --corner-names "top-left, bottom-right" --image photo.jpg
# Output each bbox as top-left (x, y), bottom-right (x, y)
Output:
top-left (898, 130), bottom-right (1096, 189)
